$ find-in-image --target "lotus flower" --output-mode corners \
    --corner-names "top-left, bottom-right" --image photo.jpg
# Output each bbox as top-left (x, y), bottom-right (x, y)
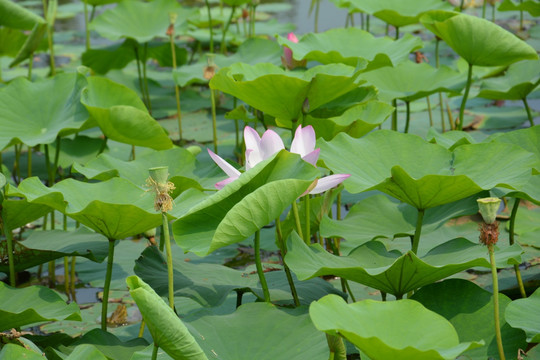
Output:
top-left (282, 32), bottom-right (306, 70)
top-left (209, 125), bottom-right (350, 194)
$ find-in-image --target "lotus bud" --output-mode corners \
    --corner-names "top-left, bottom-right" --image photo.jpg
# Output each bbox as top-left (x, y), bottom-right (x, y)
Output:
top-left (147, 166), bottom-right (175, 213)
top-left (477, 197), bottom-right (500, 225)
top-left (166, 13), bottom-right (177, 36)
top-left (282, 32), bottom-right (306, 70)
top-left (203, 54), bottom-right (217, 80)
top-left (302, 98), bottom-right (310, 114)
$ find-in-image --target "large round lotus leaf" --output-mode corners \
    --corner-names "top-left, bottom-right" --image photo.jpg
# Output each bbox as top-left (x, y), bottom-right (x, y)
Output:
top-left (90, 0), bottom-right (196, 43)
top-left (64, 344), bottom-right (108, 360)
top-left (498, 0), bottom-right (540, 16)
top-left (0, 344), bottom-right (45, 360)
top-left (184, 303), bottom-right (328, 360)
top-left (358, 61), bottom-right (466, 102)
top-left (285, 232), bottom-right (522, 298)
top-left (320, 194), bottom-right (478, 249)
top-left (506, 287), bottom-right (540, 343)
top-left (81, 76), bottom-right (172, 150)
top-left (174, 38), bottom-right (282, 87)
top-left (0, 0), bottom-right (45, 30)
top-left (346, 0), bottom-right (452, 27)
top-left (65, 329), bottom-right (149, 360)
top-left (126, 276), bottom-right (207, 360)
top-left (210, 63), bottom-right (364, 125)
top-left (477, 59), bottom-right (540, 100)
top-left (412, 279), bottom-right (527, 360)
top-left (173, 151), bottom-right (319, 256)
top-left (489, 125), bottom-right (540, 172)
top-left (0, 173), bottom-right (5, 190)
top-left (420, 11), bottom-right (538, 67)
top-left (309, 294), bottom-right (482, 360)
top-left (276, 28), bottom-right (422, 69)
top-left (0, 72), bottom-right (90, 150)
top-left (10, 177), bottom-right (162, 240)
top-left (0, 228), bottom-right (109, 273)
top-left (0, 282), bottom-right (81, 331)
top-left (1, 197), bottom-right (51, 232)
top-left (318, 130), bottom-right (535, 209)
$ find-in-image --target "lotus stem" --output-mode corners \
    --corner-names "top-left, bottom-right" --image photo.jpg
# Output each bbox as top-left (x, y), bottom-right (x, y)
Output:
top-left (101, 238), bottom-right (116, 331)
top-left (90, 5), bottom-right (96, 21)
top-left (326, 334), bottom-right (347, 360)
top-left (220, 5), bottom-right (236, 54)
top-left (482, 0), bottom-right (487, 18)
top-left (459, 0), bottom-right (465, 11)
top-left (304, 195), bottom-right (311, 244)
top-left (250, 4), bottom-right (257, 37)
top-left (385, 23), bottom-right (389, 36)
top-left (138, 320), bottom-right (145, 337)
top-left (64, 256), bottom-right (70, 300)
top-left (404, 101), bottom-right (411, 133)
top-left (168, 20), bottom-right (183, 142)
top-left (142, 43), bottom-right (152, 114)
top-left (492, 2), bottom-right (496, 22)
top-left (509, 198), bottom-right (527, 298)
top-left (48, 258), bottom-right (56, 288)
top-left (14, 144), bottom-right (21, 184)
top-left (28, 54), bottom-right (33, 80)
top-left (98, 136), bottom-right (108, 155)
top-left (435, 38), bottom-right (446, 132)
top-left (27, 145), bottom-right (32, 178)
top-left (391, 99), bottom-right (397, 131)
top-left (314, 0), bottom-right (320, 33)
top-left (83, 0), bottom-right (90, 50)
top-left (210, 89), bottom-right (218, 153)
top-left (426, 97), bottom-right (433, 127)
top-left (162, 212), bottom-right (175, 309)
top-left (345, 13), bottom-right (349, 28)
top-left (381, 291), bottom-right (387, 301)
top-left (349, 12), bottom-right (354, 27)
top-left (276, 218), bottom-right (300, 307)
top-left (151, 343), bottom-right (158, 360)
top-left (4, 227), bottom-right (16, 286)
top-left (291, 201), bottom-right (304, 242)
top-left (366, 15), bottom-right (370, 32)
top-left (131, 145), bottom-right (136, 160)
top-left (43, 0), bottom-right (56, 76)
top-left (519, 0), bottom-right (523, 30)
top-left (204, 0), bottom-right (214, 52)
top-left (70, 256), bottom-right (76, 301)
top-left (411, 209), bottom-right (425, 254)
top-left (522, 98), bottom-right (535, 127)
top-left (488, 243), bottom-right (506, 360)
top-left (360, 12), bottom-right (364, 29)
top-left (159, 224), bottom-right (165, 252)
top-left (254, 230), bottom-right (271, 302)
top-left (395, 26), bottom-right (399, 40)
top-left (458, 62), bottom-right (473, 131)
top-left (344, 279), bottom-right (356, 302)
top-left (134, 47), bottom-right (147, 107)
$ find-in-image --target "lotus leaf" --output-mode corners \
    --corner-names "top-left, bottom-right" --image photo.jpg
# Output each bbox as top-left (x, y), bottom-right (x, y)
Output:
top-left (489, 125), bottom-right (540, 172)
top-left (0, 282), bottom-right (81, 331)
top-left (126, 276), bottom-right (207, 360)
top-left (66, 329), bottom-right (149, 360)
top-left (319, 130), bottom-right (535, 209)
top-left (426, 128), bottom-right (475, 150)
top-left (65, 344), bottom-right (109, 360)
top-left (309, 294), bottom-right (482, 360)
top-left (0, 72), bottom-right (90, 150)
top-left (498, 0), bottom-right (540, 16)
top-left (0, 344), bottom-right (44, 360)
top-left (0, 197), bottom-right (51, 233)
top-left (412, 279), bottom-right (528, 360)
top-left (505, 287), bottom-right (540, 343)
top-left (174, 38), bottom-right (282, 87)
top-left (10, 177), bottom-right (162, 240)
top-left (209, 63), bottom-right (364, 127)
top-left (477, 59), bottom-right (540, 100)
top-left (420, 11), bottom-right (538, 67)
top-left (90, 0), bottom-right (196, 43)
top-left (50, 135), bottom-right (107, 169)
top-left (173, 151), bottom-right (319, 256)
top-left (277, 28), bottom-right (422, 69)
top-left (285, 232), bottom-right (522, 298)
top-left (80, 76), bottom-right (173, 150)
top-left (0, 0), bottom-right (45, 30)
top-left (184, 302), bottom-right (328, 360)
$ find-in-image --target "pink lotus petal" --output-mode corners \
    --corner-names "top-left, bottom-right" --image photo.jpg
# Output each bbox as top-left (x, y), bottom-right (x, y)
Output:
top-left (290, 125), bottom-right (316, 158)
top-left (215, 177), bottom-right (236, 190)
top-left (260, 130), bottom-right (285, 159)
top-left (308, 174), bottom-right (350, 195)
top-left (244, 126), bottom-right (261, 152)
top-left (287, 32), bottom-right (299, 43)
top-left (302, 148), bottom-right (320, 166)
top-left (208, 149), bottom-right (241, 178)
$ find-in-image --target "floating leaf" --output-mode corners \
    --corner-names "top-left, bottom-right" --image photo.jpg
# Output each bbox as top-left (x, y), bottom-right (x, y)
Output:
top-left (277, 28), bottom-right (422, 69)
top-left (0, 282), bottom-right (81, 331)
top-left (309, 294), bottom-right (482, 360)
top-left (505, 287), bottom-right (540, 343)
top-left (412, 279), bottom-right (527, 360)
top-left (477, 59), bottom-right (540, 100)
top-left (286, 232), bottom-right (522, 298)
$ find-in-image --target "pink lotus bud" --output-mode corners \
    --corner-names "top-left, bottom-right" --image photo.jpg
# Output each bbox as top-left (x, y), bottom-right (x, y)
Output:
top-left (282, 32), bottom-right (306, 70)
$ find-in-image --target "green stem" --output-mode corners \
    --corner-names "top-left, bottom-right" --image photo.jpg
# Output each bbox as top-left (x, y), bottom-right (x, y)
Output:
top-left (344, 279), bottom-right (356, 302)
top-left (459, 0), bottom-right (465, 11)
top-left (404, 101), bottom-right (411, 133)
top-left (43, 0), bottom-right (55, 76)
top-left (488, 243), bottom-right (506, 360)
top-left (4, 227), bottom-right (16, 286)
top-left (519, 0), bottom-right (523, 30)
top-left (28, 54), bottom-right (33, 80)
top-left (27, 145), bottom-right (32, 178)
top-left (64, 256), bottom-right (70, 300)
top-left (435, 38), bottom-right (445, 132)
top-left (276, 218), bottom-right (300, 307)
top-left (291, 201), bottom-right (304, 241)
top-left (151, 344), bottom-right (158, 360)
top-left (134, 47), bottom-right (147, 108)
top-left (162, 212), bottom-right (174, 309)
top-left (159, 224), bottom-right (165, 252)
top-left (138, 320), bottom-right (145, 338)
top-left (142, 43), bottom-right (152, 114)
top-left (254, 230), bottom-right (271, 302)
top-left (90, 5), bottom-right (96, 21)
top-left (14, 144), bottom-right (21, 184)
top-left (314, 0), bottom-right (320, 33)
top-left (101, 239), bottom-right (116, 331)
top-left (509, 198), bottom-right (527, 298)
top-left (426, 96), bottom-right (433, 127)
top-left (83, 0), bottom-right (90, 50)
top-left (204, 0), bottom-right (214, 52)
top-left (482, 0), bottom-right (487, 18)
top-left (522, 97), bottom-right (535, 127)
top-left (210, 89), bottom-right (218, 153)
top-left (391, 99), bottom-right (397, 131)
top-left (411, 209), bottom-right (425, 254)
top-left (70, 256), bottom-right (76, 300)
top-left (395, 26), bottom-right (399, 40)
top-left (304, 195), bottom-right (311, 244)
top-left (169, 31), bottom-right (182, 141)
top-left (366, 14), bottom-right (370, 32)
top-left (458, 63), bottom-right (473, 131)
top-left (492, 2), bottom-right (495, 22)
top-left (220, 6), bottom-right (235, 54)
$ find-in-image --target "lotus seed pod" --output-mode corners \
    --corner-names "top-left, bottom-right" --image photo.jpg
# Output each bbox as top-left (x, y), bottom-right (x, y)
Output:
top-left (149, 166), bottom-right (169, 185)
top-left (477, 197), bottom-right (501, 225)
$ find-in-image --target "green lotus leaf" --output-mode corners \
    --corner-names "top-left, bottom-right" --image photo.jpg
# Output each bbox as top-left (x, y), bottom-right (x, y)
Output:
top-left (492, 174), bottom-right (540, 205)
top-left (0, 196), bottom-right (51, 232)
top-left (49, 135), bottom-right (106, 169)
top-left (320, 194), bottom-right (478, 249)
top-left (66, 329), bottom-right (149, 360)
top-left (0, 72), bottom-right (90, 150)
top-left (90, 0), bottom-right (196, 43)
top-left (277, 28), bottom-right (422, 69)
top-left (412, 279), bottom-right (528, 360)
top-left (0, 228), bottom-right (109, 274)
top-left (346, 0), bottom-right (452, 27)
top-left (10, 177), bottom-right (162, 240)
top-left (358, 61), bottom-right (466, 102)
top-left (489, 125), bottom-right (540, 172)
top-left (0, 344), bottom-right (44, 360)
top-left (305, 100), bottom-right (394, 140)
top-left (498, 0), bottom-right (540, 16)
top-left (174, 38), bottom-right (282, 87)
top-left (81, 76), bottom-right (173, 150)
top-left (319, 130), bottom-right (535, 209)
top-left (477, 60), bottom-right (540, 100)
top-left (506, 287), bottom-right (540, 343)
top-left (9, 22), bottom-right (48, 68)
top-left (285, 232), bottom-right (522, 298)
top-left (173, 151), bottom-right (319, 256)
top-left (0, 282), bottom-right (81, 331)
top-left (65, 344), bottom-right (108, 360)
top-left (426, 128), bottom-right (475, 150)
top-left (420, 11), bottom-right (538, 67)
top-left (0, 173), bottom-right (5, 190)
top-left (126, 276), bottom-right (207, 360)
top-left (0, 0), bottom-right (45, 30)
top-left (184, 303), bottom-right (328, 360)
top-left (210, 63), bottom-right (364, 126)
top-left (310, 294), bottom-right (482, 360)
top-left (83, 39), bottom-right (187, 74)
top-left (85, 0), bottom-right (119, 6)
top-left (0, 28), bottom-right (27, 57)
